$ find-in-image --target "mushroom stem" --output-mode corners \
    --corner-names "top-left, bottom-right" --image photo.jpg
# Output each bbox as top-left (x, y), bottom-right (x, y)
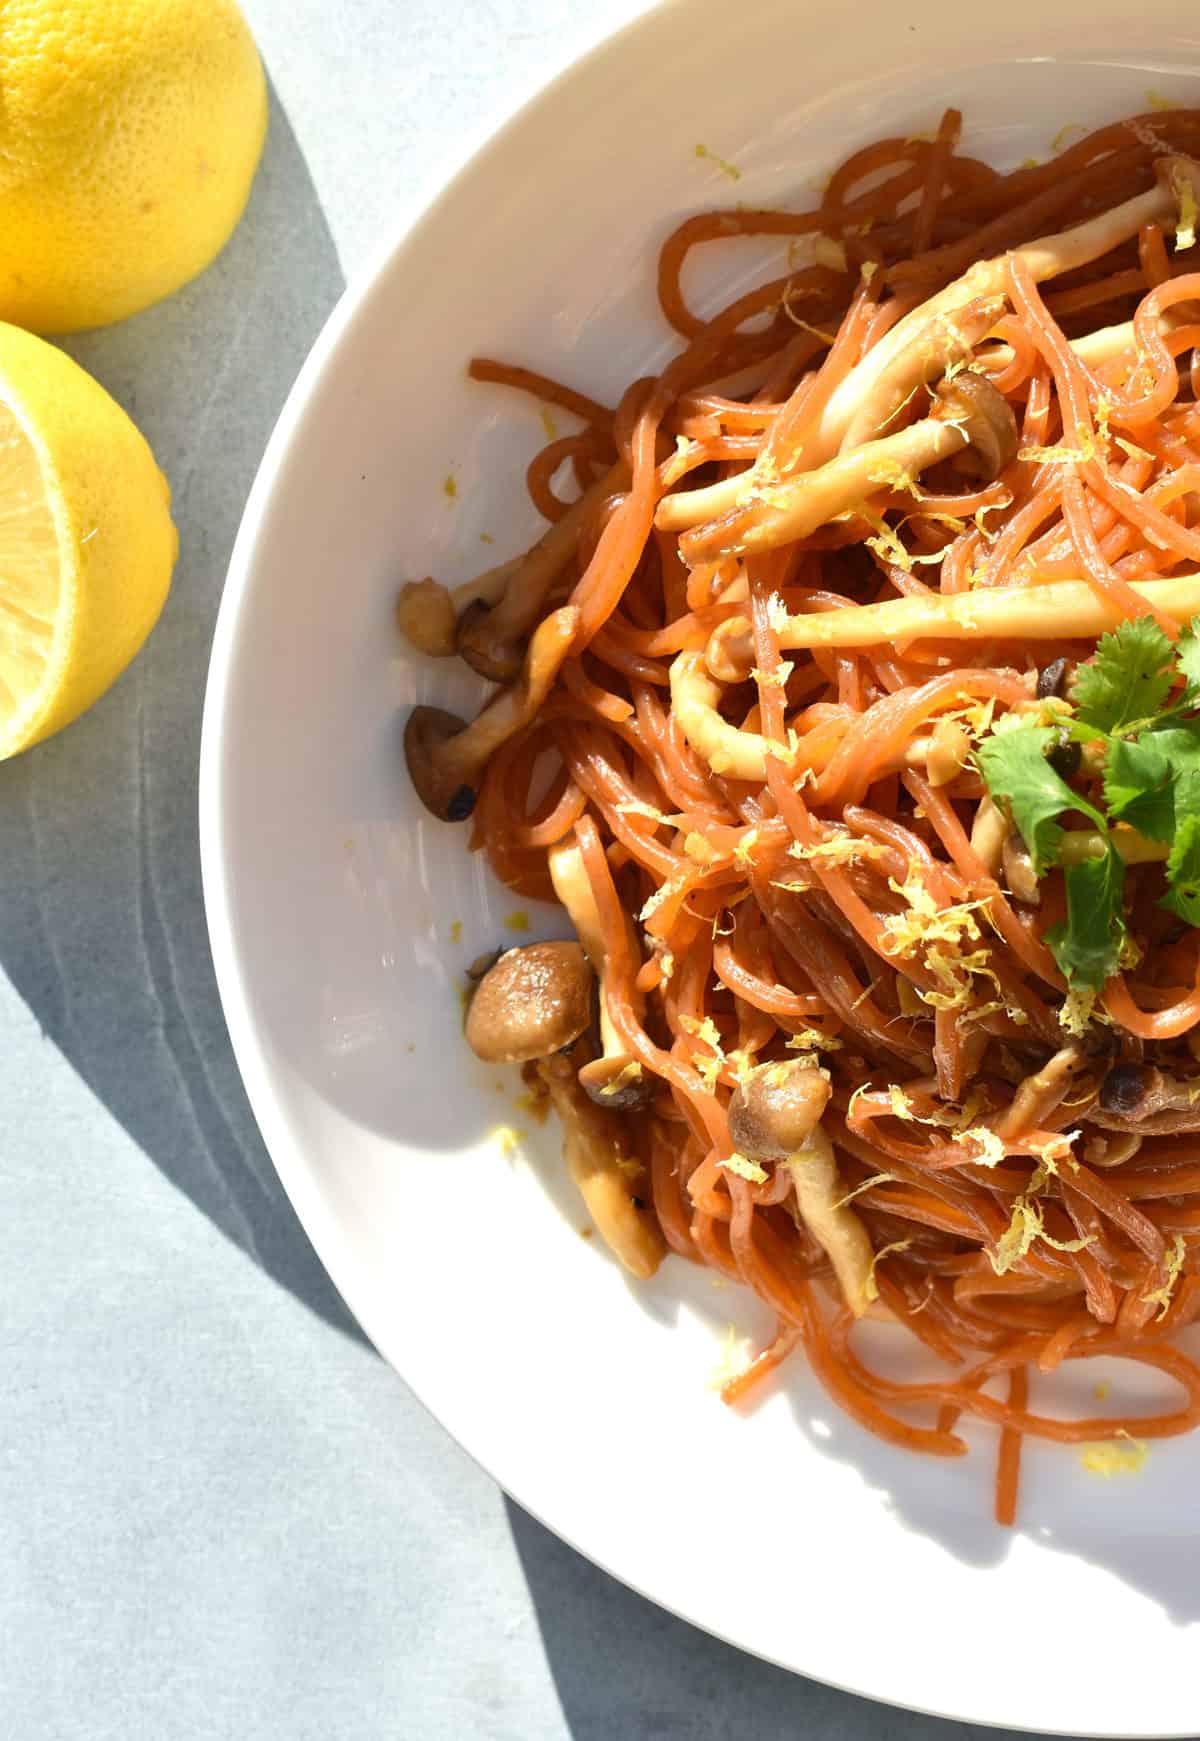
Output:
top-left (404, 604), bottom-right (579, 820)
top-left (671, 648), bottom-right (981, 785)
top-left (537, 1051), bottom-right (666, 1279)
top-left (726, 1060), bottom-right (874, 1318)
top-left (706, 570), bottom-right (1200, 654)
top-left (547, 835), bottom-right (653, 1111)
top-left (679, 372), bottom-right (1016, 565)
top-left (839, 293), bottom-right (1007, 452)
top-left (457, 462), bottom-right (626, 682)
top-left (813, 163), bottom-right (1195, 465)
top-left (784, 1125), bottom-right (876, 1321)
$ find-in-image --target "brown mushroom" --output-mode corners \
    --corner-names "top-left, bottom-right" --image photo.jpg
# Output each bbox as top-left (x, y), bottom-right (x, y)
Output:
top-left (404, 604), bottom-right (578, 820)
top-left (728, 1060), bottom-right (874, 1318)
top-left (456, 463), bottom-right (624, 683)
top-left (840, 293), bottom-right (1007, 452)
top-left (931, 370), bottom-right (1018, 480)
top-left (1089, 1063), bottom-right (1200, 1135)
top-left (537, 1050), bottom-right (666, 1279)
top-left (547, 834), bottom-right (654, 1112)
top-left (994, 1044), bottom-right (1087, 1139)
top-left (464, 941), bottom-right (594, 1063)
top-left (728, 1059), bottom-right (832, 1161)
top-left (396, 559), bottom-right (520, 659)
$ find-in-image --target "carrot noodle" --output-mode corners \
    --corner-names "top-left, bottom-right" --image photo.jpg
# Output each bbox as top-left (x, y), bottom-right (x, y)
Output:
top-left (405, 107), bottom-right (1200, 1526)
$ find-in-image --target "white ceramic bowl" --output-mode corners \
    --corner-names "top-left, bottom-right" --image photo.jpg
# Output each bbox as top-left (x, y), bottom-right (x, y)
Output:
top-left (201, 4), bottom-right (1200, 1731)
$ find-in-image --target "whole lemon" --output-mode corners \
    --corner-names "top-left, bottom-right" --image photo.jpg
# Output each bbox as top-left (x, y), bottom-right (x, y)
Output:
top-left (0, 0), bottom-right (267, 334)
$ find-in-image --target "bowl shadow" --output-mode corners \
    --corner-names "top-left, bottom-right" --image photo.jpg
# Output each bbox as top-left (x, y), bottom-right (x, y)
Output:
top-left (0, 82), bottom-right (359, 1344)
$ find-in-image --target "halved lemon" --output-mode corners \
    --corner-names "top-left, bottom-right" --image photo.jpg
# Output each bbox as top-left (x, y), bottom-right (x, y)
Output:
top-left (0, 321), bottom-right (177, 757)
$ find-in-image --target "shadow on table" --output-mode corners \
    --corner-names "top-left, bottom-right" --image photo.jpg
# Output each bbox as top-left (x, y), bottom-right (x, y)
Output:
top-left (0, 82), bottom-right (364, 1345)
top-left (505, 1499), bottom-right (1020, 1741)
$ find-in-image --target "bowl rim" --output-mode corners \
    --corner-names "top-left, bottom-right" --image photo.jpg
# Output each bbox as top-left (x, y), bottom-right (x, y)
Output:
top-left (199, 10), bottom-right (1200, 1733)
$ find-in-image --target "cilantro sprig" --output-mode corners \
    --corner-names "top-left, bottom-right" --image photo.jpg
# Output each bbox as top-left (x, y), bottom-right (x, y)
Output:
top-left (976, 615), bottom-right (1200, 999)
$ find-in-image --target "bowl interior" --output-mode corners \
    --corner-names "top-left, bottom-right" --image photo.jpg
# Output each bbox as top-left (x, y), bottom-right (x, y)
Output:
top-left (202, 2), bottom-right (1200, 1731)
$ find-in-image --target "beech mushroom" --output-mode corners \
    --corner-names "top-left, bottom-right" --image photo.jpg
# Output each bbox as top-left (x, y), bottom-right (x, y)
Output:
top-left (404, 604), bottom-right (578, 820)
top-left (1091, 1063), bottom-right (1200, 1135)
top-left (396, 558), bottom-right (521, 658)
top-left (537, 1050), bottom-right (666, 1279)
top-left (464, 941), bottom-right (594, 1062)
top-left (679, 371), bottom-right (1017, 566)
top-left (455, 463), bottom-right (624, 682)
top-left (465, 944), bottom-right (664, 1277)
top-left (727, 1060), bottom-right (874, 1318)
top-left (547, 835), bottom-right (653, 1111)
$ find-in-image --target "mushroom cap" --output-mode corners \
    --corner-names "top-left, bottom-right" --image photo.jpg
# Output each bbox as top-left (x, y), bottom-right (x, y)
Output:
top-left (404, 705), bottom-right (477, 822)
top-left (577, 1054), bottom-right (656, 1112)
top-left (727, 1059), bottom-right (832, 1163)
top-left (933, 370), bottom-right (1018, 481)
top-left (465, 941), bottom-right (595, 1063)
top-left (396, 578), bottom-right (458, 657)
top-left (1099, 1062), bottom-right (1156, 1116)
top-left (456, 599), bottom-right (523, 685)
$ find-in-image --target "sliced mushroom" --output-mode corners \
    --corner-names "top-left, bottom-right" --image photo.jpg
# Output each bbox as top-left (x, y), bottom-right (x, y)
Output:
top-left (465, 941), bottom-right (594, 1063)
top-left (404, 604), bottom-right (578, 820)
top-left (537, 1050), bottom-right (666, 1279)
top-left (728, 1060), bottom-right (874, 1318)
top-left (547, 835), bottom-right (654, 1112)
top-left (456, 463), bottom-right (624, 682)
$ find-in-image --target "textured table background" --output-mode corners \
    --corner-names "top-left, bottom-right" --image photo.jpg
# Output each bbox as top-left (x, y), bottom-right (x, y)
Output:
top-left (0, 6), bottom-right (1033, 1738)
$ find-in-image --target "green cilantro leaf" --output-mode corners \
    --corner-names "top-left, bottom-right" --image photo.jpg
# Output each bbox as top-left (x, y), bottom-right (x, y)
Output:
top-left (1162, 813), bottom-right (1200, 928)
top-left (1103, 734), bottom-right (1174, 838)
top-left (1046, 848), bottom-right (1126, 990)
top-left (975, 723), bottom-right (1104, 875)
top-left (1071, 617), bottom-right (1175, 734)
top-left (1175, 614), bottom-right (1200, 700)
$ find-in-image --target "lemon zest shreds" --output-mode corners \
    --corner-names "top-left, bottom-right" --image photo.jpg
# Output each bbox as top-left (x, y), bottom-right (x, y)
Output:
top-left (1142, 1233), bottom-right (1187, 1319)
top-left (491, 1125), bottom-right (525, 1158)
top-left (750, 661), bottom-right (794, 689)
top-left (888, 1084), bottom-right (915, 1119)
top-left (987, 1162), bottom-right (1093, 1273)
top-left (865, 1237), bottom-right (913, 1302)
top-left (721, 1151), bottom-right (768, 1184)
top-left (1059, 984), bottom-right (1098, 1037)
top-left (786, 1026), bottom-right (842, 1054)
top-left (682, 1014), bottom-right (725, 1090)
top-left (766, 593), bottom-right (789, 633)
top-left (861, 506), bottom-right (912, 572)
top-left (733, 827), bottom-right (761, 868)
top-left (1081, 1438), bottom-right (1149, 1477)
top-left (694, 143), bottom-right (741, 181)
top-left (1018, 434), bottom-right (1096, 466)
top-left (599, 1061), bottom-right (644, 1100)
top-left (834, 1172), bottom-right (896, 1209)
top-left (959, 1124), bottom-right (1008, 1167)
top-left (788, 832), bottom-right (885, 867)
